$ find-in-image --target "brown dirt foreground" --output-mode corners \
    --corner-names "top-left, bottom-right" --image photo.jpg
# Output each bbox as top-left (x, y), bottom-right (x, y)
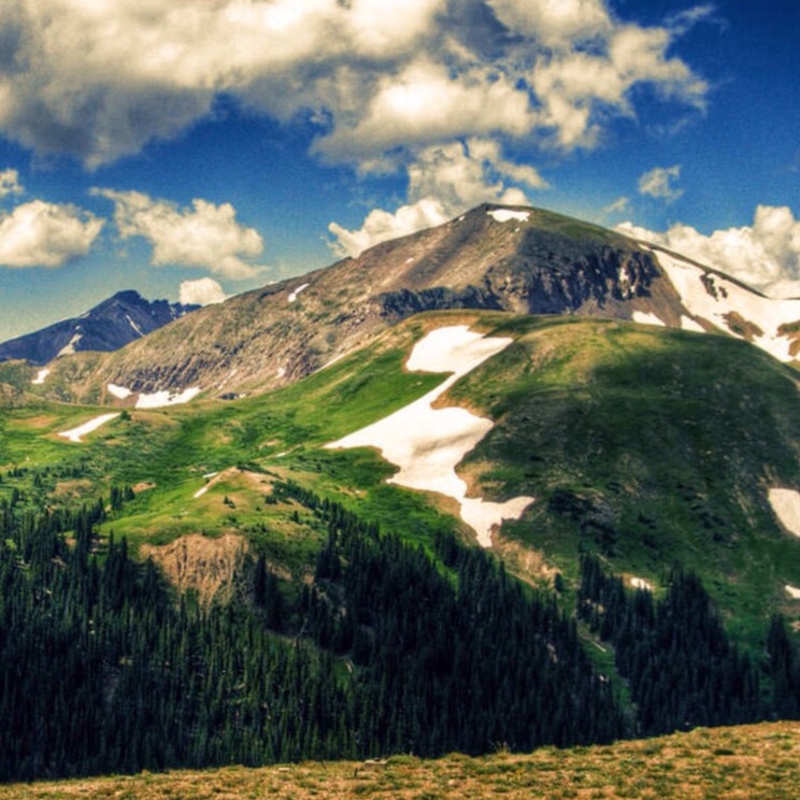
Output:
top-left (2, 722), bottom-right (800, 800)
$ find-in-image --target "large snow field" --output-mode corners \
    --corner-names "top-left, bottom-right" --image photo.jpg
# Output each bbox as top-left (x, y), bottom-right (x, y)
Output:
top-left (652, 249), bottom-right (800, 363)
top-left (58, 413), bottom-right (120, 443)
top-left (327, 325), bottom-right (534, 547)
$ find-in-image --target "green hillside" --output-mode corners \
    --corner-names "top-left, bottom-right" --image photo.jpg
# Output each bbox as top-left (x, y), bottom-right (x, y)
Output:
top-left (3, 311), bottom-right (800, 624)
top-left (3, 310), bottom-right (800, 780)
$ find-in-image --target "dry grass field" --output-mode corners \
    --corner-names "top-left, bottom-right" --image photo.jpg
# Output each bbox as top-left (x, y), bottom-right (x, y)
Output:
top-left (2, 722), bottom-right (799, 800)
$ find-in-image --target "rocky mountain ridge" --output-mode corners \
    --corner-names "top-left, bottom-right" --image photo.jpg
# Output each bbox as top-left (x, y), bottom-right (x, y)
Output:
top-left (16, 204), bottom-right (800, 405)
top-left (0, 290), bottom-right (197, 366)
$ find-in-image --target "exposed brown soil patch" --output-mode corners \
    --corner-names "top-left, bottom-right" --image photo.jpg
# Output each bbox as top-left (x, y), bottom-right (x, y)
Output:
top-left (141, 532), bottom-right (250, 606)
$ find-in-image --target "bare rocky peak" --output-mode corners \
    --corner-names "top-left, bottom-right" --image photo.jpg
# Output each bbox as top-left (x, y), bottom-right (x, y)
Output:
top-left (31, 204), bottom-right (800, 405)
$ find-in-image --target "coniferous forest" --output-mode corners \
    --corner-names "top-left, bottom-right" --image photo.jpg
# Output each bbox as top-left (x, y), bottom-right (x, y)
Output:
top-left (2, 481), bottom-right (800, 782)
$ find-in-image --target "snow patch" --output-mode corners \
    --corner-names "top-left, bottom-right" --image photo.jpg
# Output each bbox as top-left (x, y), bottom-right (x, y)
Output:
top-left (135, 386), bottom-right (201, 409)
top-left (58, 413), bottom-right (120, 443)
top-left (57, 332), bottom-right (82, 357)
top-left (680, 315), bottom-right (706, 332)
top-left (632, 311), bottom-right (665, 327)
top-left (631, 577), bottom-right (653, 591)
top-left (326, 325), bottom-right (534, 547)
top-left (288, 283), bottom-right (310, 303)
top-left (193, 486), bottom-right (209, 499)
top-left (786, 585), bottom-right (800, 600)
top-left (769, 488), bottom-right (800, 538)
top-left (126, 314), bottom-right (145, 337)
top-left (488, 209), bottom-right (530, 224)
top-left (652, 249), bottom-right (800, 362)
top-left (32, 368), bottom-right (50, 385)
top-left (107, 383), bottom-right (133, 399)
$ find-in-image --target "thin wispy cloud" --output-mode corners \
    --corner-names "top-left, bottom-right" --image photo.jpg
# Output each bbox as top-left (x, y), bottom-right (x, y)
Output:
top-left (638, 165), bottom-right (683, 202)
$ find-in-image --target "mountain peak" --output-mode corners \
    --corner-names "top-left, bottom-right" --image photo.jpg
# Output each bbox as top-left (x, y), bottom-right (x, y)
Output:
top-left (0, 290), bottom-right (198, 366)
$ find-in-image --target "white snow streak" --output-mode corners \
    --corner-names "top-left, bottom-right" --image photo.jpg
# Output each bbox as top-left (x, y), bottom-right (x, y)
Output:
top-left (58, 413), bottom-right (120, 443)
top-left (32, 368), bottom-right (50, 385)
top-left (126, 314), bottom-right (145, 337)
top-left (288, 283), bottom-right (310, 303)
top-left (326, 325), bottom-right (534, 547)
top-left (135, 386), bottom-right (201, 409)
top-left (680, 315), bottom-right (705, 332)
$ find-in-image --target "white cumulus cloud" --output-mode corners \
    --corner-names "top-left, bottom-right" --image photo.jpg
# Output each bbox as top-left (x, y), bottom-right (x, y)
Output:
top-left (329, 198), bottom-right (449, 260)
top-left (617, 205), bottom-right (800, 297)
top-left (638, 165), bottom-right (683, 201)
top-left (0, 200), bottom-right (103, 268)
top-left (0, 1), bottom-right (710, 169)
top-left (179, 277), bottom-right (228, 306)
top-left (328, 138), bottom-right (542, 257)
top-left (94, 189), bottom-right (264, 279)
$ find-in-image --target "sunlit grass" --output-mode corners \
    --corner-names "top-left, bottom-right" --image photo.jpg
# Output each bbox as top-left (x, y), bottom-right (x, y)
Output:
top-left (1, 722), bottom-right (798, 800)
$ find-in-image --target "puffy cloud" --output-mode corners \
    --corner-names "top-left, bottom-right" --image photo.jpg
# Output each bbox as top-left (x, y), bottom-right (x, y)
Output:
top-left (94, 189), bottom-right (263, 279)
top-left (328, 138), bottom-right (541, 257)
top-left (329, 198), bottom-right (449, 259)
top-left (638, 165), bottom-right (683, 201)
top-left (0, 168), bottom-right (22, 198)
top-left (0, 200), bottom-right (103, 267)
top-left (179, 277), bottom-right (228, 306)
top-left (617, 205), bottom-right (800, 297)
top-left (0, 1), bottom-right (709, 168)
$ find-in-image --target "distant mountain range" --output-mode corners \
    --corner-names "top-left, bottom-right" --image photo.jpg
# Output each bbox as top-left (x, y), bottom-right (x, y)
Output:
top-left (0, 290), bottom-right (197, 366)
top-left (13, 203), bottom-right (800, 406)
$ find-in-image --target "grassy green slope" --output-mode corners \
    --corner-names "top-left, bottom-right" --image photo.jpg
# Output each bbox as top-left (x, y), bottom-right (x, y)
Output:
top-left (2, 310), bottom-right (800, 642)
top-left (448, 315), bottom-right (800, 641)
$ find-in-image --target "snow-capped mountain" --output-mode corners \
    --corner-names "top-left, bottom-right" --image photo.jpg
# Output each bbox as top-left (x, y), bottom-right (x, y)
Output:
top-left (0, 290), bottom-right (198, 366)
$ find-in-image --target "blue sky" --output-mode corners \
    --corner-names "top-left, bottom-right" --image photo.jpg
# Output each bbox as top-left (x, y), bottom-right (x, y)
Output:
top-left (0, 0), bottom-right (798, 342)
